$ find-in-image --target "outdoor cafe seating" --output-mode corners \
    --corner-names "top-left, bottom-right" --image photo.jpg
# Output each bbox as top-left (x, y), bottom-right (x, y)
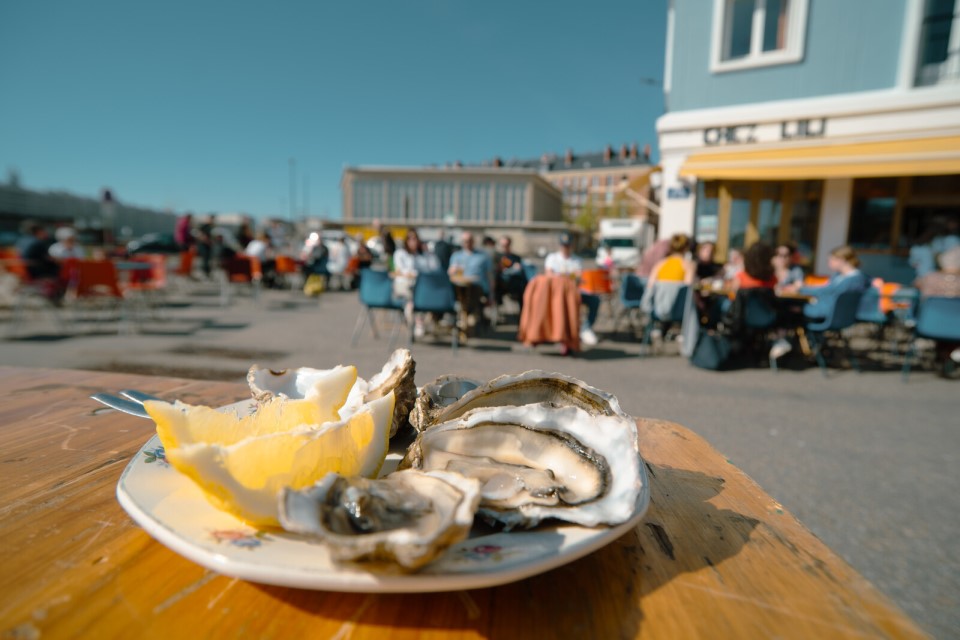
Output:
top-left (902, 295), bottom-right (960, 380)
top-left (350, 268), bottom-right (406, 349)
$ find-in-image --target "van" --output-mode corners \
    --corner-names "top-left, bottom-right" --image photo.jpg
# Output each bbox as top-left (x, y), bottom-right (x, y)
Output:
top-left (596, 218), bottom-right (647, 269)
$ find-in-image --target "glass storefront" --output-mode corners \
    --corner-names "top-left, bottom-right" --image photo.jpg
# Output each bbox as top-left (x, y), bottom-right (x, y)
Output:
top-left (849, 174), bottom-right (960, 254)
top-left (693, 179), bottom-right (822, 266)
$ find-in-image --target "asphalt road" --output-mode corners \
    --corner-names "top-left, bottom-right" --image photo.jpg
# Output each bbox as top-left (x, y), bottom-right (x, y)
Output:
top-left (1, 281), bottom-right (956, 638)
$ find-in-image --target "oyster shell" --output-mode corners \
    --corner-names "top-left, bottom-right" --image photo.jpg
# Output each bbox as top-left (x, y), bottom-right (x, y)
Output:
top-left (362, 348), bottom-right (417, 436)
top-left (411, 370), bottom-right (629, 432)
top-left (400, 402), bottom-right (644, 529)
top-left (247, 364), bottom-right (356, 405)
top-left (279, 469), bottom-right (480, 571)
top-left (247, 348), bottom-right (416, 437)
top-left (410, 374), bottom-right (483, 430)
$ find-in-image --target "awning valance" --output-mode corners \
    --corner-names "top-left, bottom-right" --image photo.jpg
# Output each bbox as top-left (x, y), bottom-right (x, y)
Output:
top-left (679, 135), bottom-right (960, 180)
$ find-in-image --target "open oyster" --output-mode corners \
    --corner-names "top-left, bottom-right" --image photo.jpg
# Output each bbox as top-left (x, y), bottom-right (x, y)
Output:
top-left (411, 370), bottom-right (629, 432)
top-left (248, 348), bottom-right (416, 437)
top-left (279, 469), bottom-right (480, 571)
top-left (400, 402), bottom-right (644, 530)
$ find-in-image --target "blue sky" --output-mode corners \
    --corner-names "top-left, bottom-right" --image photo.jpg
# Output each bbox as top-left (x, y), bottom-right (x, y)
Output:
top-left (0, 1), bottom-right (667, 220)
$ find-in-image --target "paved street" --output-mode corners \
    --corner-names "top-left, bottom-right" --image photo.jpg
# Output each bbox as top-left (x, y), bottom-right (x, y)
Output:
top-left (2, 282), bottom-right (957, 638)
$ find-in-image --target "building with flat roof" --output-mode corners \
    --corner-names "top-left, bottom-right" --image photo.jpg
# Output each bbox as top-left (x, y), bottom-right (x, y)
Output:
top-left (657, 0), bottom-right (960, 281)
top-left (340, 165), bottom-right (568, 255)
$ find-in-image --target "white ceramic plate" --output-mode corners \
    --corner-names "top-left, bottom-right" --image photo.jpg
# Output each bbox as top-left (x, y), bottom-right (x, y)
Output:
top-left (116, 401), bottom-right (650, 593)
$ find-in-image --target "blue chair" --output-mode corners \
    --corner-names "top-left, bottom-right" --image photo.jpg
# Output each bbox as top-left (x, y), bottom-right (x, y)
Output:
top-left (613, 273), bottom-right (644, 335)
top-left (737, 288), bottom-right (779, 370)
top-left (640, 284), bottom-right (688, 357)
top-left (523, 263), bottom-right (538, 282)
top-left (806, 289), bottom-right (864, 376)
top-left (350, 269), bottom-right (405, 348)
top-left (854, 286), bottom-right (891, 352)
top-left (902, 296), bottom-right (960, 380)
top-left (411, 271), bottom-right (459, 351)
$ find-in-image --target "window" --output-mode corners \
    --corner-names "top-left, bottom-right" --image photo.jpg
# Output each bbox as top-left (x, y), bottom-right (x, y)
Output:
top-left (693, 181), bottom-right (719, 242)
top-left (711, 0), bottom-right (809, 72)
top-left (848, 178), bottom-right (898, 250)
top-left (916, 0), bottom-right (960, 85)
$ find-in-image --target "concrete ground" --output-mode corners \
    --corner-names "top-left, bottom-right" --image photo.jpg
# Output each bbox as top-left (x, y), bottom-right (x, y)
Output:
top-left (1, 280), bottom-right (956, 638)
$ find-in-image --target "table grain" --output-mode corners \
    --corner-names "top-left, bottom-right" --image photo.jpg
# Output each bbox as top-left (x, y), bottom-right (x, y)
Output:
top-left (0, 367), bottom-right (926, 639)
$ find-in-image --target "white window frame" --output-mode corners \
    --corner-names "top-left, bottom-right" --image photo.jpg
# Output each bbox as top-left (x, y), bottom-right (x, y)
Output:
top-left (710, 0), bottom-right (810, 73)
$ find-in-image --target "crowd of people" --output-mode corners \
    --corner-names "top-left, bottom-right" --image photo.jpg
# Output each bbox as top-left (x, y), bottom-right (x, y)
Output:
top-left (630, 226), bottom-right (960, 372)
top-left (7, 208), bottom-right (958, 370)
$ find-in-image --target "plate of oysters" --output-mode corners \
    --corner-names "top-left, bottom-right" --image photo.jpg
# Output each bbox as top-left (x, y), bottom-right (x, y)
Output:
top-left (116, 349), bottom-right (650, 593)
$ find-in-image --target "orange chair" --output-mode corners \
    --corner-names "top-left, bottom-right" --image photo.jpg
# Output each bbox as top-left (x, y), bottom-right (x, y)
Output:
top-left (804, 274), bottom-right (830, 287)
top-left (580, 268), bottom-right (614, 295)
top-left (878, 281), bottom-right (908, 314)
top-left (579, 268), bottom-right (616, 322)
top-left (274, 254), bottom-right (302, 289)
top-left (174, 247), bottom-right (196, 278)
top-left (221, 255), bottom-right (261, 305)
top-left (66, 259), bottom-right (140, 333)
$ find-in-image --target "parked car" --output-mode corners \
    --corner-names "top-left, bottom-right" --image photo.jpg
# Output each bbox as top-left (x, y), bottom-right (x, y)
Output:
top-left (126, 233), bottom-right (180, 255)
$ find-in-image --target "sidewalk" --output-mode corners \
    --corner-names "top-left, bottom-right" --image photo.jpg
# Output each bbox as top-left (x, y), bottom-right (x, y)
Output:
top-left (1, 282), bottom-right (957, 637)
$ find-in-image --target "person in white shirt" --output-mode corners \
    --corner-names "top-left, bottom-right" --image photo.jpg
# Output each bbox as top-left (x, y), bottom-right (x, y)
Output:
top-left (48, 227), bottom-right (85, 260)
top-left (245, 231), bottom-right (278, 288)
top-left (544, 233), bottom-right (600, 346)
top-left (393, 229), bottom-right (441, 336)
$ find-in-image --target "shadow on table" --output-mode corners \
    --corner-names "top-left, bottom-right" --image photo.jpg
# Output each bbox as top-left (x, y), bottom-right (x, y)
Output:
top-left (256, 465), bottom-right (757, 638)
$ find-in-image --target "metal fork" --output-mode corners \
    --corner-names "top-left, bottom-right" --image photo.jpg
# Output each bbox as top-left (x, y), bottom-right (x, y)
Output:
top-left (90, 389), bottom-right (164, 419)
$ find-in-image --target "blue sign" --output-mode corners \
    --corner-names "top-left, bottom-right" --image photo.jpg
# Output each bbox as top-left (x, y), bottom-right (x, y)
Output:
top-left (667, 184), bottom-right (691, 199)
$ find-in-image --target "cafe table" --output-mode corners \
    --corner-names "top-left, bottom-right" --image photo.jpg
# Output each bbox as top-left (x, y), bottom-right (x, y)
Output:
top-left (0, 367), bottom-right (925, 639)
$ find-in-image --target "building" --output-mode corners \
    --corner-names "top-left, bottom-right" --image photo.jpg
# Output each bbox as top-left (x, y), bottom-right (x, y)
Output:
top-left (340, 166), bottom-right (567, 255)
top-left (509, 144), bottom-right (658, 223)
top-left (657, 0), bottom-right (960, 281)
top-left (0, 174), bottom-right (175, 246)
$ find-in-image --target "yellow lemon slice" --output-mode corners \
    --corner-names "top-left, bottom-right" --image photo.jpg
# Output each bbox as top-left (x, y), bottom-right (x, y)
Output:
top-left (146, 365), bottom-right (358, 450)
top-left (159, 392), bottom-right (395, 526)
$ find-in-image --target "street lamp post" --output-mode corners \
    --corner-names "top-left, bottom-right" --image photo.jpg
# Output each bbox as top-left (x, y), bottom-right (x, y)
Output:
top-left (288, 158), bottom-right (296, 222)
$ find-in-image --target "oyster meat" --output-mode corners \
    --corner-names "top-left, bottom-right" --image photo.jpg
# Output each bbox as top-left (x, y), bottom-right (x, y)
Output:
top-left (248, 348), bottom-right (416, 437)
top-left (400, 402), bottom-right (644, 529)
top-left (279, 469), bottom-right (480, 571)
top-left (411, 370), bottom-right (630, 432)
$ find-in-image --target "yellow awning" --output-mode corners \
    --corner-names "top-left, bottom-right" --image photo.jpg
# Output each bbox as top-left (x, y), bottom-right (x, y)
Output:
top-left (679, 135), bottom-right (960, 180)
top-left (624, 165), bottom-right (660, 191)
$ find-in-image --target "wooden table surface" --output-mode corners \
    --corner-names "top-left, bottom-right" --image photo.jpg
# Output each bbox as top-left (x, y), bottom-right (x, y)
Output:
top-left (0, 367), bottom-right (926, 639)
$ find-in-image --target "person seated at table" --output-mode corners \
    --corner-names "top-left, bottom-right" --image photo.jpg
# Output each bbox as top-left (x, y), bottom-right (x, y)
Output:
top-left (773, 242), bottom-right (805, 288)
top-left (730, 243), bottom-right (776, 293)
top-left (787, 246), bottom-right (868, 321)
top-left (725, 243), bottom-right (791, 361)
top-left (49, 227), bottom-right (85, 261)
top-left (16, 221), bottom-right (65, 302)
top-left (326, 236), bottom-right (352, 291)
top-left (300, 231), bottom-right (330, 286)
top-left (448, 231), bottom-right (494, 329)
top-left (245, 231), bottom-right (277, 288)
top-left (694, 241), bottom-right (722, 280)
top-left (636, 237), bottom-right (671, 283)
top-left (494, 235), bottom-right (527, 313)
top-left (640, 233), bottom-right (695, 327)
top-left (722, 247), bottom-right (744, 283)
top-left (916, 245), bottom-right (960, 370)
top-left (394, 229), bottom-right (441, 337)
top-left (545, 232), bottom-right (600, 347)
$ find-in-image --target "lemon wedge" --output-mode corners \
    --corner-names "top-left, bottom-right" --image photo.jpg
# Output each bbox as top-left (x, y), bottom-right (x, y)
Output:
top-left (144, 390), bottom-right (394, 526)
top-left (146, 365), bottom-right (357, 450)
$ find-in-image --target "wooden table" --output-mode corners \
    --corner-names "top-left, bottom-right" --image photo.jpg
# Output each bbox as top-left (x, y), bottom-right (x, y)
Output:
top-left (0, 367), bottom-right (925, 638)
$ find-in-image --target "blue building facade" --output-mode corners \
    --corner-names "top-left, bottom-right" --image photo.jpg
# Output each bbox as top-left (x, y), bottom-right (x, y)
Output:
top-left (658, 0), bottom-right (960, 280)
